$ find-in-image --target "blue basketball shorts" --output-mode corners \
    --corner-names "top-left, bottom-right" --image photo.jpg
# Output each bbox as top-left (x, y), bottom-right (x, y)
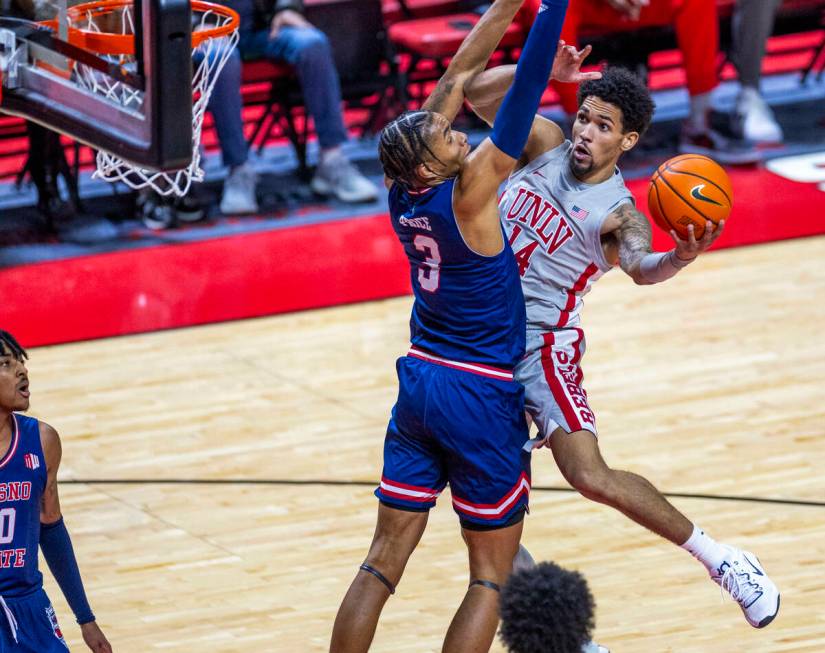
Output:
top-left (375, 350), bottom-right (531, 529)
top-left (0, 588), bottom-right (69, 652)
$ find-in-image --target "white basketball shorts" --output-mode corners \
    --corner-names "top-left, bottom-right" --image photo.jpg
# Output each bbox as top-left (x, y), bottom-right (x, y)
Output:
top-left (516, 327), bottom-right (597, 438)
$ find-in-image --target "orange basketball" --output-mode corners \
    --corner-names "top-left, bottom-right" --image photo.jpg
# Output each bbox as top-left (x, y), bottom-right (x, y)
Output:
top-left (647, 154), bottom-right (733, 239)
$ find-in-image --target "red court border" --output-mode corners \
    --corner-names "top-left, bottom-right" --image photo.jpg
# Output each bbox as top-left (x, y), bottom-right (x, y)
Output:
top-left (2, 167), bottom-right (824, 347)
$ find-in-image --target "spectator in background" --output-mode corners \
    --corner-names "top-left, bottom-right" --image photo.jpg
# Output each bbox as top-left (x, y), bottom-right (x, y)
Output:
top-left (142, 0), bottom-right (382, 227)
top-left (226, 0), bottom-right (379, 203)
top-left (8, 0), bottom-right (84, 228)
top-left (138, 44), bottom-right (255, 228)
top-left (730, 0), bottom-right (784, 143)
top-left (203, 45), bottom-right (260, 215)
top-left (549, 0), bottom-right (759, 164)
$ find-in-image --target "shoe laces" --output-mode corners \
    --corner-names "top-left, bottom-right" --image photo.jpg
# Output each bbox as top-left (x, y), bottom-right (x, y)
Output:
top-left (718, 560), bottom-right (763, 607)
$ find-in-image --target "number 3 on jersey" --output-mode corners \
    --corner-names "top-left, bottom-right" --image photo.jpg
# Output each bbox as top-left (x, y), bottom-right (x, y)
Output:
top-left (414, 234), bottom-right (441, 292)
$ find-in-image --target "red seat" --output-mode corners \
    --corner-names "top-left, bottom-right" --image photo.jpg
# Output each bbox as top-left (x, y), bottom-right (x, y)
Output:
top-left (388, 13), bottom-right (524, 58)
top-left (382, 0), bottom-right (463, 24)
top-left (385, 0), bottom-right (538, 105)
top-left (241, 60), bottom-right (295, 85)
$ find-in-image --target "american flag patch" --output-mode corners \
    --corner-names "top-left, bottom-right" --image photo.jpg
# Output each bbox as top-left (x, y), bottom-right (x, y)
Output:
top-left (570, 205), bottom-right (589, 220)
top-left (24, 453), bottom-right (39, 470)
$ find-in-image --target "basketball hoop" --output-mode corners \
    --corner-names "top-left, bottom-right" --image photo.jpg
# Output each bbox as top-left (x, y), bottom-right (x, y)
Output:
top-left (48, 0), bottom-right (239, 197)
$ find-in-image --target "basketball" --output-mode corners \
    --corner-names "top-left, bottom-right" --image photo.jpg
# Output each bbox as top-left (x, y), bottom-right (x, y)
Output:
top-left (647, 154), bottom-right (733, 239)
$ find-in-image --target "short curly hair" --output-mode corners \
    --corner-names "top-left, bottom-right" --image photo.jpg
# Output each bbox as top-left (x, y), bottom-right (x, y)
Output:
top-left (577, 66), bottom-right (655, 136)
top-left (499, 561), bottom-right (596, 653)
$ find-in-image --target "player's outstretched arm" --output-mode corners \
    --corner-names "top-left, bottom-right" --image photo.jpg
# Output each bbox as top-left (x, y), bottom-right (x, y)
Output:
top-left (464, 42), bottom-right (601, 164)
top-left (455, 0), bottom-right (570, 222)
top-left (38, 422), bottom-right (113, 653)
top-left (422, 0), bottom-right (526, 121)
top-left (608, 203), bottom-right (724, 285)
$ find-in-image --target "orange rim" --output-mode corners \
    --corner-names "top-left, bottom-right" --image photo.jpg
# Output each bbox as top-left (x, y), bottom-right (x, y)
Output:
top-left (40, 0), bottom-right (238, 55)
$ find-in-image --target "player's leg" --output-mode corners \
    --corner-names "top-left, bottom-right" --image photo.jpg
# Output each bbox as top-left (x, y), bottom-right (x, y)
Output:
top-left (671, 0), bottom-right (719, 102)
top-left (548, 425), bottom-right (780, 626)
top-left (263, 26), bottom-right (349, 151)
top-left (520, 328), bottom-right (693, 542)
top-left (525, 329), bottom-right (779, 627)
top-left (429, 365), bottom-right (531, 652)
top-left (330, 503), bottom-right (429, 653)
top-left (443, 516), bottom-right (524, 653)
top-left (330, 357), bottom-right (446, 652)
top-left (549, 426), bottom-right (693, 543)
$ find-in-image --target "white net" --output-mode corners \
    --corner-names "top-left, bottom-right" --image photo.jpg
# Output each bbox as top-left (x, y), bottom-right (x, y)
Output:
top-left (67, 3), bottom-right (238, 196)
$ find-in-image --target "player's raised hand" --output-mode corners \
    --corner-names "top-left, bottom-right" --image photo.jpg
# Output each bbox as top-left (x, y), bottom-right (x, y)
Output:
top-left (669, 220), bottom-right (725, 260)
top-left (81, 620), bottom-right (113, 653)
top-left (550, 41), bottom-right (602, 85)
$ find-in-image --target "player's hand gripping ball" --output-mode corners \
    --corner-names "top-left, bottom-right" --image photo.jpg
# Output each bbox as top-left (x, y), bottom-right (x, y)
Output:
top-left (648, 154), bottom-right (732, 239)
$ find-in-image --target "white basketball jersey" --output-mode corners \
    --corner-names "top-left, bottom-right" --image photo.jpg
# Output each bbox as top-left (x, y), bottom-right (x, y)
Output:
top-left (499, 140), bottom-right (634, 332)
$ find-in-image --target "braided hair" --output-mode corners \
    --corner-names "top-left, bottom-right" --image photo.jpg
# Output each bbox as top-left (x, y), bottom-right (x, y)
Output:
top-left (378, 110), bottom-right (450, 189)
top-left (0, 331), bottom-right (27, 362)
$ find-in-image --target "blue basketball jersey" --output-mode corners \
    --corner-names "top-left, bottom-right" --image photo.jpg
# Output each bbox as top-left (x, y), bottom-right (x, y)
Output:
top-left (388, 179), bottom-right (526, 369)
top-left (0, 414), bottom-right (47, 597)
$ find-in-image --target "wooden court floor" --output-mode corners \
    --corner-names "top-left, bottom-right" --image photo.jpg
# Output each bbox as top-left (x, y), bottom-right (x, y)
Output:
top-left (25, 234), bottom-right (825, 652)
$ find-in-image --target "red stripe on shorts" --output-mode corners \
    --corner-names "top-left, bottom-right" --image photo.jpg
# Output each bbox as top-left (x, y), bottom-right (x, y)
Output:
top-left (540, 332), bottom-right (584, 432)
top-left (451, 472), bottom-right (531, 519)
top-left (570, 327), bottom-right (584, 367)
top-left (379, 476), bottom-right (441, 503)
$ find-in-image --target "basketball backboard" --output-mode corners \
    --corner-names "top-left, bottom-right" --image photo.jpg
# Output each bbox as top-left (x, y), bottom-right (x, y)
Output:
top-left (0, 0), bottom-right (194, 171)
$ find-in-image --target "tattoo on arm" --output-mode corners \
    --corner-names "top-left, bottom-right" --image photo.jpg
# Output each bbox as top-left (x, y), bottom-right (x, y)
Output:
top-left (422, 78), bottom-right (457, 114)
top-left (615, 204), bottom-right (653, 274)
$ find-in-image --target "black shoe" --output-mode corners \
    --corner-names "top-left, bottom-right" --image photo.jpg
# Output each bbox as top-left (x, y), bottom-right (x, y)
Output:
top-left (173, 192), bottom-right (206, 224)
top-left (137, 190), bottom-right (175, 230)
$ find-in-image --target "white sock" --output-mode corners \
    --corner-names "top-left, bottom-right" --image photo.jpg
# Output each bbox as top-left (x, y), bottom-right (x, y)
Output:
top-left (687, 92), bottom-right (712, 133)
top-left (680, 524), bottom-right (729, 572)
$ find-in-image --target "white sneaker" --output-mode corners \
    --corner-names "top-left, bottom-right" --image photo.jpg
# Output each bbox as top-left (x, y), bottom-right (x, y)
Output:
top-left (220, 162), bottom-right (258, 215)
top-left (711, 545), bottom-right (780, 628)
top-left (582, 642), bottom-right (609, 653)
top-left (311, 154), bottom-right (379, 203)
top-left (734, 88), bottom-right (783, 144)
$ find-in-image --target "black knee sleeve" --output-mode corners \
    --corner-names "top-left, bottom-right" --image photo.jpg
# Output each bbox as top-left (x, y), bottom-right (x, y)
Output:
top-left (469, 579), bottom-right (501, 592)
top-left (359, 563), bottom-right (396, 595)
